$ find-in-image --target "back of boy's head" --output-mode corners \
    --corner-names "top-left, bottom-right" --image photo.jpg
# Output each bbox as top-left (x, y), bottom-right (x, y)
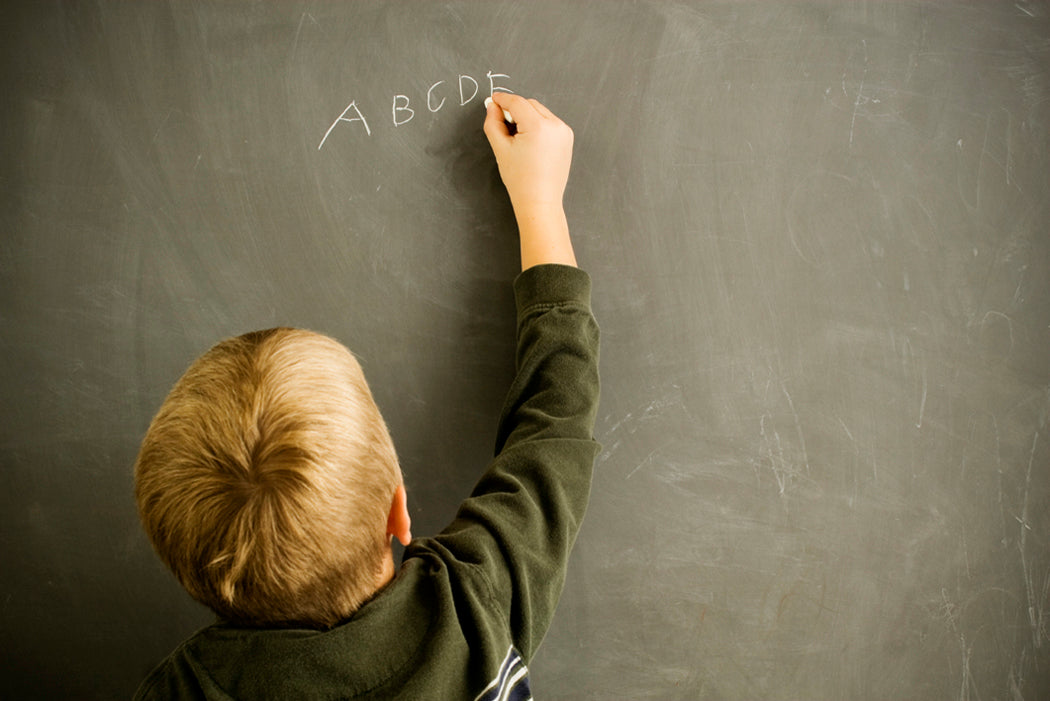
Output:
top-left (135, 328), bottom-right (401, 629)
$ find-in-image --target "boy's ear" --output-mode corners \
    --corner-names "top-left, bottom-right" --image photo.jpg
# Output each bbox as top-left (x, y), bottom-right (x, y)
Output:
top-left (387, 483), bottom-right (412, 546)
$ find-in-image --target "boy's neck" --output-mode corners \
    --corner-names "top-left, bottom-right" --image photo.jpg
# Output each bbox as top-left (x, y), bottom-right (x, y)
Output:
top-left (376, 549), bottom-right (396, 589)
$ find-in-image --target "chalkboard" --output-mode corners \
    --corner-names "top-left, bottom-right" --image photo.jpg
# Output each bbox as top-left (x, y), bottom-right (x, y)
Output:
top-left (2, 2), bottom-right (1048, 698)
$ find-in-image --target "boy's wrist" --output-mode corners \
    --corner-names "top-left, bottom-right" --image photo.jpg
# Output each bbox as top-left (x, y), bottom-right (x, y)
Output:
top-left (510, 198), bottom-right (564, 221)
top-left (514, 204), bottom-right (576, 270)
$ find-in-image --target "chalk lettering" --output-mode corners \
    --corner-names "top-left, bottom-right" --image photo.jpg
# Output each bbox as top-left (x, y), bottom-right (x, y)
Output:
top-left (318, 100), bottom-right (371, 149)
top-left (392, 95), bottom-right (415, 126)
top-left (459, 74), bottom-right (479, 106)
top-left (488, 71), bottom-right (513, 96)
top-left (427, 81), bottom-right (446, 112)
top-left (318, 71), bottom-right (512, 147)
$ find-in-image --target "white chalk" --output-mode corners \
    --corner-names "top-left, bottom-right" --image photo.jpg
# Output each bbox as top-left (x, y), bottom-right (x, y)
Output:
top-left (484, 96), bottom-right (515, 124)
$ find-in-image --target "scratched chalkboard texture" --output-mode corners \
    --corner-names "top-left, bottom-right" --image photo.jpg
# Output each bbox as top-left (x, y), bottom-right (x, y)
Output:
top-left (2, 1), bottom-right (1048, 699)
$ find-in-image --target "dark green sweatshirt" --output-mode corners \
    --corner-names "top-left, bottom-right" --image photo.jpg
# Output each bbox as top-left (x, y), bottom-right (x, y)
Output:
top-left (134, 264), bottom-right (601, 700)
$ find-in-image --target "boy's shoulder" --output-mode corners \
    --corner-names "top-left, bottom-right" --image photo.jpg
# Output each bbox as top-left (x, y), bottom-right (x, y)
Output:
top-left (134, 550), bottom-right (515, 699)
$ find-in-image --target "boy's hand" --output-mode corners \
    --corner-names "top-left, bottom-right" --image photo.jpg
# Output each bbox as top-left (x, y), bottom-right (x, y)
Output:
top-left (484, 93), bottom-right (574, 214)
top-left (484, 93), bottom-right (577, 270)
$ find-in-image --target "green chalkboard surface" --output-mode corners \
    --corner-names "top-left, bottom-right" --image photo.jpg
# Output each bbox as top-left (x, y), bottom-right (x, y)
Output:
top-left (2, 2), bottom-right (1048, 698)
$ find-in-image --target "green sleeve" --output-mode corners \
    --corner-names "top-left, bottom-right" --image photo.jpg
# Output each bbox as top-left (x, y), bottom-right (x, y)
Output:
top-left (429, 263), bottom-right (601, 660)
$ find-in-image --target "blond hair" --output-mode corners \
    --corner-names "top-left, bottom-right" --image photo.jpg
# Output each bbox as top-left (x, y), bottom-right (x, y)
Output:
top-left (135, 328), bottom-right (400, 628)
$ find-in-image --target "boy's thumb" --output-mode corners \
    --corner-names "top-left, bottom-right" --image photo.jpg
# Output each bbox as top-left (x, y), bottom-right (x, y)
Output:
top-left (483, 97), bottom-right (511, 144)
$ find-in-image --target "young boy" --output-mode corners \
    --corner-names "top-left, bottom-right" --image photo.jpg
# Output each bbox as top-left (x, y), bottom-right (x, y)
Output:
top-left (134, 92), bottom-right (600, 699)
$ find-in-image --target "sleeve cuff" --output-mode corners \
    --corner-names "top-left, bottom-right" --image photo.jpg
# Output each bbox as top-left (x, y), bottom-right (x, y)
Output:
top-left (513, 264), bottom-right (592, 313)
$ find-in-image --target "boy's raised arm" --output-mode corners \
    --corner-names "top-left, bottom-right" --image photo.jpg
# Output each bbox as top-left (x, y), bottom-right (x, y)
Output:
top-left (484, 92), bottom-right (577, 271)
top-left (420, 95), bottom-right (599, 661)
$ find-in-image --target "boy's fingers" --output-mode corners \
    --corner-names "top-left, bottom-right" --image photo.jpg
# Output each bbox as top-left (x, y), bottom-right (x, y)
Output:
top-left (527, 98), bottom-right (556, 119)
top-left (492, 91), bottom-right (540, 128)
top-left (483, 97), bottom-right (511, 141)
